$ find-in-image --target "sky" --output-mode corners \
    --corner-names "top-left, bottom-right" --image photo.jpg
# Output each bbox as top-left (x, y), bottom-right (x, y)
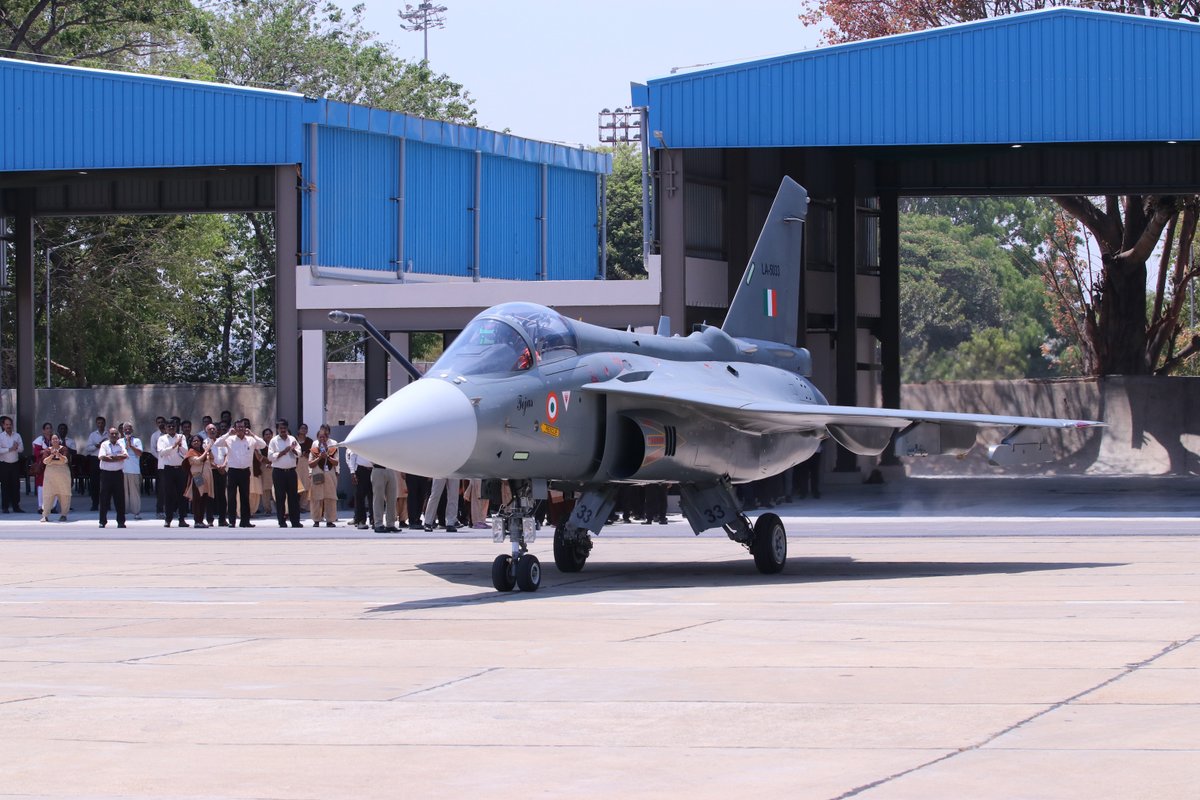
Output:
top-left (342, 0), bottom-right (826, 148)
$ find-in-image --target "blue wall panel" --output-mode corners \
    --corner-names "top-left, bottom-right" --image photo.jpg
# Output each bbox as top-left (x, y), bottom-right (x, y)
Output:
top-left (645, 9), bottom-right (1200, 149)
top-left (480, 156), bottom-right (540, 280)
top-left (315, 126), bottom-right (399, 272)
top-left (548, 167), bottom-right (599, 280)
top-left (403, 141), bottom-right (474, 276)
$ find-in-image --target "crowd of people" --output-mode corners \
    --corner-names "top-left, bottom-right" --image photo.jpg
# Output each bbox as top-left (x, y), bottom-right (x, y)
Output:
top-left (1, 410), bottom-right (824, 531)
top-left (0, 410), bottom-right (575, 533)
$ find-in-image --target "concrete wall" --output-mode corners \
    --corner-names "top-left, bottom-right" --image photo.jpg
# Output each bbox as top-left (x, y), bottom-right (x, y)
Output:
top-left (901, 376), bottom-right (1200, 476)
top-left (0, 385), bottom-right (277, 439)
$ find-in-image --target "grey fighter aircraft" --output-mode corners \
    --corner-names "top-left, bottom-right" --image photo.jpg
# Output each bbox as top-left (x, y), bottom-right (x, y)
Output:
top-left (337, 177), bottom-right (1102, 593)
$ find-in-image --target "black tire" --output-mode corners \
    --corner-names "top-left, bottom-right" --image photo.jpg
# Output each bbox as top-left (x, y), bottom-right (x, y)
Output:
top-left (491, 554), bottom-right (516, 592)
top-left (515, 553), bottom-right (542, 592)
top-left (553, 526), bottom-right (588, 573)
top-left (751, 512), bottom-right (787, 574)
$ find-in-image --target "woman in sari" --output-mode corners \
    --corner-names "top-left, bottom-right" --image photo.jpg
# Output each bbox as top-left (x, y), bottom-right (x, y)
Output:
top-left (40, 434), bottom-right (72, 522)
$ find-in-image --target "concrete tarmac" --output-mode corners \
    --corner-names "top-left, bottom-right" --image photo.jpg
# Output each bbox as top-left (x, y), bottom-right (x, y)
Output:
top-left (0, 477), bottom-right (1196, 798)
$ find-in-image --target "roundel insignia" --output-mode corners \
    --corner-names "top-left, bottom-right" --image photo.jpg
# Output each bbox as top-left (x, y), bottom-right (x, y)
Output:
top-left (546, 392), bottom-right (559, 423)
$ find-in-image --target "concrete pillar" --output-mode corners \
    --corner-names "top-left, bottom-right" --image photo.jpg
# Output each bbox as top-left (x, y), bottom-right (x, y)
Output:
top-left (879, 190), bottom-right (901, 465)
top-left (13, 192), bottom-right (35, 439)
top-left (388, 332), bottom-right (411, 395)
top-left (364, 338), bottom-right (387, 414)
top-left (300, 329), bottom-right (325, 429)
top-left (657, 148), bottom-right (686, 334)
top-left (723, 150), bottom-right (748, 311)
top-left (274, 165), bottom-right (300, 428)
top-left (834, 158), bottom-right (858, 472)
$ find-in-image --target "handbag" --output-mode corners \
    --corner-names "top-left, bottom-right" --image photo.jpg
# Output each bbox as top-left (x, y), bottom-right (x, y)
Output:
top-left (311, 472), bottom-right (325, 485)
top-left (192, 474), bottom-right (205, 490)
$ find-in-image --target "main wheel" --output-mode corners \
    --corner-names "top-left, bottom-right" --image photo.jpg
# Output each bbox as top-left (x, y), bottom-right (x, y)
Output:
top-left (515, 553), bottom-right (542, 592)
top-left (491, 554), bottom-right (516, 592)
top-left (751, 512), bottom-right (787, 574)
top-left (553, 526), bottom-right (589, 573)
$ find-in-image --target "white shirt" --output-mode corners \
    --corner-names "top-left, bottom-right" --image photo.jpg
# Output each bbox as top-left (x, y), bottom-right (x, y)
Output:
top-left (0, 430), bottom-right (22, 464)
top-left (268, 435), bottom-right (301, 469)
top-left (86, 429), bottom-right (105, 458)
top-left (215, 432), bottom-right (266, 469)
top-left (120, 436), bottom-right (143, 475)
top-left (98, 439), bottom-right (128, 471)
top-left (346, 450), bottom-right (372, 470)
top-left (156, 433), bottom-right (188, 467)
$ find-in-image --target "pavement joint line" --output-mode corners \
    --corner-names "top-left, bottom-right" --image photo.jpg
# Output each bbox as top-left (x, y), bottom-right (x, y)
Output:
top-left (0, 693), bottom-right (52, 706)
top-left (619, 619), bottom-right (721, 642)
top-left (391, 667), bottom-right (501, 700)
top-left (120, 638), bottom-right (264, 664)
top-left (828, 630), bottom-right (1200, 800)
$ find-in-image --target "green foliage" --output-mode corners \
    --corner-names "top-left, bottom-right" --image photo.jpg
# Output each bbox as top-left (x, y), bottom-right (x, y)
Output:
top-left (603, 144), bottom-right (647, 280)
top-left (197, 0), bottom-right (475, 122)
top-left (899, 208), bottom-right (1058, 382)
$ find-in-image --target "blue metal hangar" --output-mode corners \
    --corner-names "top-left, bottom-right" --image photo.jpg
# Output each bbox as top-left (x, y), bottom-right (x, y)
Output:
top-left (634, 8), bottom-right (1200, 471)
top-left (0, 57), bottom-right (622, 435)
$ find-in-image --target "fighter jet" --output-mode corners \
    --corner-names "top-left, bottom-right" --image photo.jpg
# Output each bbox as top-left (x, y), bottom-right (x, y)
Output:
top-left (336, 177), bottom-right (1102, 593)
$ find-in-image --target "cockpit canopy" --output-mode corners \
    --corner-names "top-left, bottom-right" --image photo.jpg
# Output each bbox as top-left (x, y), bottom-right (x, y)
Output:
top-left (431, 302), bottom-right (578, 377)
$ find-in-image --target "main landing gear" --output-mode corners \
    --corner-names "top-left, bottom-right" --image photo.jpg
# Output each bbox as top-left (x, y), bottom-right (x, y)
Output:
top-left (678, 477), bottom-right (788, 575)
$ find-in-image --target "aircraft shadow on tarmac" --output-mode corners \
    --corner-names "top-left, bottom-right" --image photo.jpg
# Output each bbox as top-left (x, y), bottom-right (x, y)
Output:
top-left (367, 557), bottom-right (1124, 611)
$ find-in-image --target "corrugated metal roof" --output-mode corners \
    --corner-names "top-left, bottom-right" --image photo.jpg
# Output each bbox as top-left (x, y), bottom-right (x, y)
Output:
top-left (0, 56), bottom-right (611, 174)
top-left (0, 56), bottom-right (302, 170)
top-left (0, 56), bottom-right (609, 281)
top-left (643, 9), bottom-right (1200, 149)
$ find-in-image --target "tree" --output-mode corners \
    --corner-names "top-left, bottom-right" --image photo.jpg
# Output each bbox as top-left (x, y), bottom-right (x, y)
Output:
top-left (899, 211), bottom-right (1055, 381)
top-left (0, 0), bottom-right (209, 65)
top-left (603, 144), bottom-right (647, 280)
top-left (799, 0), bottom-right (1200, 375)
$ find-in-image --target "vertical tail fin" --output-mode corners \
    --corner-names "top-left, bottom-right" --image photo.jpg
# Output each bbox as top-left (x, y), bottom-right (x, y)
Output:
top-left (721, 177), bottom-right (808, 346)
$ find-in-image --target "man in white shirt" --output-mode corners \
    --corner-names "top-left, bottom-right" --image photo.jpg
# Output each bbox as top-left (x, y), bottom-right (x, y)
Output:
top-left (120, 423), bottom-right (144, 520)
top-left (215, 421), bottom-right (266, 528)
top-left (97, 427), bottom-right (128, 528)
top-left (0, 416), bottom-right (24, 513)
top-left (267, 418), bottom-right (303, 528)
top-left (86, 415), bottom-right (106, 511)
top-left (156, 420), bottom-right (189, 528)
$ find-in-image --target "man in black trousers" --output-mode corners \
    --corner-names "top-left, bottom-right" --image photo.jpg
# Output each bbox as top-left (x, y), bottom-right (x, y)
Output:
top-left (267, 419), bottom-right (303, 528)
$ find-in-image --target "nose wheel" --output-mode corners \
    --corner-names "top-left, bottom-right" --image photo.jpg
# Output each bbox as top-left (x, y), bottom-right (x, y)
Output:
top-left (491, 553), bottom-right (541, 592)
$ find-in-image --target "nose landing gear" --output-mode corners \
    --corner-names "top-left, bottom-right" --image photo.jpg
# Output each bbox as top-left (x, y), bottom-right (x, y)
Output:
top-left (490, 490), bottom-right (542, 592)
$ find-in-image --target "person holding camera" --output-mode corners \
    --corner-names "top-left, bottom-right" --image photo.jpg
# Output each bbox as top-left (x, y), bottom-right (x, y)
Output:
top-left (307, 423), bottom-right (340, 528)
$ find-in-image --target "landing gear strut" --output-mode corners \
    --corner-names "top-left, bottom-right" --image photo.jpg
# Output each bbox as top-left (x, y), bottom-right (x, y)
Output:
top-left (490, 486), bottom-right (540, 592)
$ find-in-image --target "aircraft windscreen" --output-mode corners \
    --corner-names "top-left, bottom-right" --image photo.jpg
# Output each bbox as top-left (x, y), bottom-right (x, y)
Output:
top-left (503, 304), bottom-right (578, 365)
top-left (432, 317), bottom-right (534, 376)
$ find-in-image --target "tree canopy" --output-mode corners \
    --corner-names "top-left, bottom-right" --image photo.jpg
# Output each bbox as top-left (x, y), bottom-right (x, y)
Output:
top-left (800, 0), bottom-right (1200, 376)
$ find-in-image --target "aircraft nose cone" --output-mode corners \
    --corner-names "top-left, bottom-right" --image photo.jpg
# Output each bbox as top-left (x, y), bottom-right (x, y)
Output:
top-left (342, 378), bottom-right (477, 476)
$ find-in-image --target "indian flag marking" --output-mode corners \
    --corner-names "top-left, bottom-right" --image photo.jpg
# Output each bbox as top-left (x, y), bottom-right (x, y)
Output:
top-left (764, 288), bottom-right (778, 317)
